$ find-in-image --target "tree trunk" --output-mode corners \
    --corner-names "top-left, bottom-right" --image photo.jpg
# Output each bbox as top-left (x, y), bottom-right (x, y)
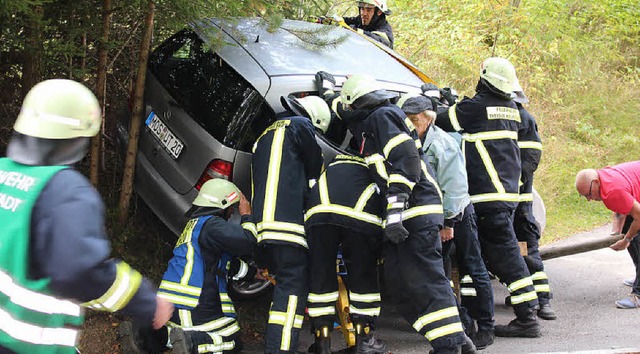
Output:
top-left (21, 6), bottom-right (44, 98)
top-left (118, 0), bottom-right (155, 225)
top-left (91, 0), bottom-right (112, 187)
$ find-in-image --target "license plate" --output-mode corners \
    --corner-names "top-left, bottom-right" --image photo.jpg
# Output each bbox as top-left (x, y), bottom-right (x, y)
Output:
top-left (145, 112), bottom-right (184, 159)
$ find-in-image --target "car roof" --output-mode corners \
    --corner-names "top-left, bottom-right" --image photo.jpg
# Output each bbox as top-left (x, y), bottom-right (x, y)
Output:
top-left (197, 18), bottom-right (425, 87)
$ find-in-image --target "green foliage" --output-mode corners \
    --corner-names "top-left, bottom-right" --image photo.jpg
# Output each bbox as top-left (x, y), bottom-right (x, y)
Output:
top-left (391, 0), bottom-right (640, 242)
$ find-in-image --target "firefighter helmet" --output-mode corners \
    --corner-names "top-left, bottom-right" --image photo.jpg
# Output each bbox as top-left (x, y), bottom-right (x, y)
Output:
top-left (280, 95), bottom-right (331, 134)
top-left (193, 179), bottom-right (241, 209)
top-left (479, 57), bottom-right (519, 95)
top-left (14, 79), bottom-right (101, 139)
top-left (357, 0), bottom-right (391, 15)
top-left (340, 74), bottom-right (383, 106)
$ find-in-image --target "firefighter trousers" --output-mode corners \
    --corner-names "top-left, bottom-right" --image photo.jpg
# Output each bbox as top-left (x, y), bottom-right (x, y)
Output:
top-left (307, 224), bottom-right (382, 330)
top-left (442, 203), bottom-right (495, 331)
top-left (514, 201), bottom-right (552, 304)
top-left (261, 243), bottom-right (308, 354)
top-left (383, 218), bottom-right (465, 350)
top-left (476, 209), bottom-right (539, 318)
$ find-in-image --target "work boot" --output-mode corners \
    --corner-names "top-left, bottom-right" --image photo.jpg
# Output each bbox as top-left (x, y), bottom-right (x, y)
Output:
top-left (170, 328), bottom-right (195, 354)
top-left (537, 303), bottom-right (557, 320)
top-left (313, 326), bottom-right (332, 354)
top-left (494, 317), bottom-right (541, 338)
top-left (354, 323), bottom-right (387, 354)
top-left (471, 328), bottom-right (494, 350)
top-left (460, 334), bottom-right (478, 354)
top-left (119, 321), bottom-right (145, 354)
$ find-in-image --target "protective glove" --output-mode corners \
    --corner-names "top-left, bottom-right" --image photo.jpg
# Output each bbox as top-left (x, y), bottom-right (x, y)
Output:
top-left (315, 71), bottom-right (336, 96)
top-left (440, 87), bottom-right (459, 106)
top-left (421, 83), bottom-right (441, 98)
top-left (384, 193), bottom-right (410, 244)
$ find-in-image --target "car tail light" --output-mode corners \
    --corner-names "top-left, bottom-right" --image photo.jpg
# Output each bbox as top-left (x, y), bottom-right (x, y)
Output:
top-left (195, 159), bottom-right (233, 190)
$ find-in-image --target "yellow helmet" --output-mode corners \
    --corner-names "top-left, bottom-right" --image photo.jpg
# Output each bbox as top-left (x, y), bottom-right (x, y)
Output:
top-left (14, 79), bottom-right (101, 139)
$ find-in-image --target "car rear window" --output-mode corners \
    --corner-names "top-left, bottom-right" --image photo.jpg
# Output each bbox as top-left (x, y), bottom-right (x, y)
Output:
top-left (148, 30), bottom-right (274, 151)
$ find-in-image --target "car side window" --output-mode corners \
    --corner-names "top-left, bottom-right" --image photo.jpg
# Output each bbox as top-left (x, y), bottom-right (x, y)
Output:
top-left (148, 30), bottom-right (274, 150)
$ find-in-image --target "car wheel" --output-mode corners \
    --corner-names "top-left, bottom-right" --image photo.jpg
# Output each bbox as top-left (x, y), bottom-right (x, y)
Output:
top-left (228, 278), bottom-right (273, 301)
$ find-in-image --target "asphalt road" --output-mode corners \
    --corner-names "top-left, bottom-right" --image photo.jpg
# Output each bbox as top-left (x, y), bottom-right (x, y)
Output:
top-left (246, 225), bottom-right (640, 353)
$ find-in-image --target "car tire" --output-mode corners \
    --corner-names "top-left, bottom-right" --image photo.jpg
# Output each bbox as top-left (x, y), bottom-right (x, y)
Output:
top-left (228, 278), bottom-right (274, 302)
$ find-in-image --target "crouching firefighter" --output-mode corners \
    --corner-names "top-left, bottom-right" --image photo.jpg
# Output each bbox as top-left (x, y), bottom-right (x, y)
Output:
top-left (252, 95), bottom-right (327, 353)
top-left (122, 179), bottom-right (258, 354)
top-left (305, 154), bottom-right (387, 354)
top-left (0, 79), bottom-right (173, 353)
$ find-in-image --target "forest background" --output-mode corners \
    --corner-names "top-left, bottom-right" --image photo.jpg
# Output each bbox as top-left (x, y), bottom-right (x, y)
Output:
top-left (0, 0), bottom-right (639, 352)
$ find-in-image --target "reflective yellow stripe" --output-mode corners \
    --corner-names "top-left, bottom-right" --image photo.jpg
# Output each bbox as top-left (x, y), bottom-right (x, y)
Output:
top-left (349, 305), bottom-right (380, 316)
top-left (421, 160), bottom-right (442, 199)
top-left (460, 275), bottom-right (473, 284)
top-left (389, 173), bottom-right (415, 190)
top-left (413, 306), bottom-right (460, 332)
top-left (257, 232), bottom-right (308, 248)
top-left (83, 261), bottom-right (142, 312)
top-left (216, 322), bottom-right (241, 337)
top-left (331, 96), bottom-right (341, 119)
top-left (518, 141), bottom-right (542, 150)
top-left (178, 309), bottom-right (193, 327)
top-left (448, 104), bottom-right (463, 131)
top-left (242, 222), bottom-right (258, 239)
top-left (531, 271), bottom-right (548, 281)
top-left (425, 322), bottom-right (464, 341)
top-left (220, 293), bottom-right (231, 302)
top-left (169, 316), bottom-right (235, 332)
top-left (404, 117), bottom-right (416, 131)
top-left (159, 280), bottom-right (201, 296)
top-left (535, 284), bottom-right (551, 293)
top-left (349, 292), bottom-right (381, 303)
top-left (264, 126), bottom-right (286, 221)
top-left (222, 304), bottom-right (236, 313)
top-left (0, 307), bottom-right (78, 347)
top-left (158, 292), bottom-right (199, 308)
top-left (319, 173), bottom-right (330, 205)
top-left (370, 31), bottom-right (389, 42)
top-left (401, 205), bottom-right (444, 220)
top-left (462, 130), bottom-right (518, 142)
top-left (486, 106), bottom-right (520, 122)
top-left (460, 288), bottom-right (477, 297)
top-left (354, 183), bottom-right (378, 211)
top-left (507, 277), bottom-right (534, 292)
top-left (199, 340), bottom-right (235, 353)
top-left (0, 270), bottom-right (81, 316)
top-left (257, 221), bottom-right (305, 235)
top-left (268, 296), bottom-right (303, 351)
top-left (308, 306), bottom-right (336, 317)
top-left (518, 193), bottom-right (533, 202)
top-left (182, 235), bottom-right (196, 285)
top-left (305, 204), bottom-right (382, 225)
top-left (365, 154), bottom-right (389, 181)
top-left (510, 291), bottom-right (538, 304)
top-left (474, 140), bottom-right (505, 194)
top-left (308, 292), bottom-right (339, 303)
top-left (383, 133), bottom-right (413, 159)
top-left (470, 193), bottom-right (521, 203)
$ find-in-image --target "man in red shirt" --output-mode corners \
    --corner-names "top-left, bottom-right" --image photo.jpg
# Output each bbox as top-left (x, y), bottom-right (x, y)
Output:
top-left (575, 160), bottom-right (640, 308)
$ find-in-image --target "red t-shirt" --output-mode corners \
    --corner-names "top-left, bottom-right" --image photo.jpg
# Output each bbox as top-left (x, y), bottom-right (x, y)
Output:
top-left (597, 160), bottom-right (640, 214)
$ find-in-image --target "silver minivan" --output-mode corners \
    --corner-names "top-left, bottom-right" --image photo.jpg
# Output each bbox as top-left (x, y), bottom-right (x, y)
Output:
top-left (117, 18), bottom-right (427, 235)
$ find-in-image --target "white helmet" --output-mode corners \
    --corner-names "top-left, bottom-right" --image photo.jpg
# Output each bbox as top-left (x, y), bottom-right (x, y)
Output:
top-left (193, 179), bottom-right (241, 209)
top-left (479, 57), bottom-right (519, 95)
top-left (340, 74), bottom-right (384, 106)
top-left (357, 0), bottom-right (391, 15)
top-left (280, 95), bottom-right (331, 134)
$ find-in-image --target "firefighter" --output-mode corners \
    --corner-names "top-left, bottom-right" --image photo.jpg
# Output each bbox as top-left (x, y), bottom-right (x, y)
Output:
top-left (305, 154), bottom-right (387, 354)
top-left (252, 95), bottom-right (327, 353)
top-left (344, 0), bottom-right (394, 48)
top-left (512, 86), bottom-right (557, 320)
top-left (120, 178), bottom-right (257, 353)
top-left (336, 74), bottom-right (476, 354)
top-left (435, 57), bottom-right (541, 338)
top-left (398, 93), bottom-right (496, 350)
top-left (0, 79), bottom-right (173, 353)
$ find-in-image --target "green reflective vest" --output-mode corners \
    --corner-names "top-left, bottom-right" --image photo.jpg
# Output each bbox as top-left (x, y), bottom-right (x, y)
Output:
top-left (0, 158), bottom-right (84, 354)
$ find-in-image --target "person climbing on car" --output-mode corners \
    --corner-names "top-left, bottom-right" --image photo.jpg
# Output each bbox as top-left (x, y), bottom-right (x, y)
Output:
top-left (305, 152), bottom-right (387, 354)
top-left (121, 178), bottom-right (257, 354)
top-left (398, 93), bottom-right (496, 350)
top-left (327, 73), bottom-right (477, 354)
top-left (252, 95), bottom-right (327, 354)
top-left (319, 0), bottom-right (394, 48)
top-left (436, 57), bottom-right (541, 338)
top-left (0, 79), bottom-right (173, 353)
